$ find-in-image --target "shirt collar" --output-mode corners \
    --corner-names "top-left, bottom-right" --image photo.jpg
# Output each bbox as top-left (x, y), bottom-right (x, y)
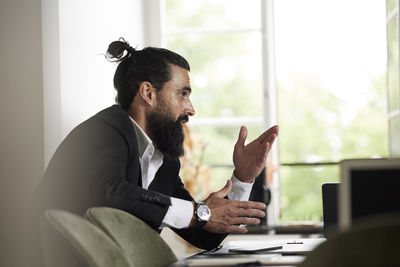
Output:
top-left (129, 116), bottom-right (153, 157)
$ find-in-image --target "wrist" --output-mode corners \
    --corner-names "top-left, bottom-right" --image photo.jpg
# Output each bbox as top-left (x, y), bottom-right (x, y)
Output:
top-left (189, 202), bottom-right (197, 227)
top-left (233, 170), bottom-right (254, 183)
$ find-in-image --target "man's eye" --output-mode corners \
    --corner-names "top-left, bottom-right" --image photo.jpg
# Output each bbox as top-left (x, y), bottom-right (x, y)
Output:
top-left (180, 92), bottom-right (188, 97)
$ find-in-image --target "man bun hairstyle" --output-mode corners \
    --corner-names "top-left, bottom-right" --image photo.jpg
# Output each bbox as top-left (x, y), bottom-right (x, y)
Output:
top-left (106, 38), bottom-right (190, 110)
top-left (106, 38), bottom-right (136, 60)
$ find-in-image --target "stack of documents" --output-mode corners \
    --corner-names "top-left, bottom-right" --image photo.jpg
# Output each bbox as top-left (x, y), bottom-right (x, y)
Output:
top-left (207, 237), bottom-right (326, 255)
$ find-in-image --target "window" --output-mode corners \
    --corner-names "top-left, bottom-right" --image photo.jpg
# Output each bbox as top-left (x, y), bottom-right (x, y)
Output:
top-left (162, 0), bottom-right (267, 199)
top-left (162, 0), bottom-right (389, 223)
top-left (274, 0), bottom-right (388, 221)
top-left (387, 0), bottom-right (400, 157)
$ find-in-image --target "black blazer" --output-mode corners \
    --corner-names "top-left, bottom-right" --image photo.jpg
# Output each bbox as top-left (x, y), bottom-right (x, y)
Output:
top-left (35, 105), bottom-right (225, 250)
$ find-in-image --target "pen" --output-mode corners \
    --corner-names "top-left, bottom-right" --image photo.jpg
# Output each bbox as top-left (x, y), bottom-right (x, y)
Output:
top-left (229, 245), bottom-right (283, 254)
top-left (287, 241), bottom-right (303, 244)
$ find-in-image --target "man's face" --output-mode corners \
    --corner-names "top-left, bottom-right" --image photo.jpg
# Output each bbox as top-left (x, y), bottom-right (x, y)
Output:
top-left (148, 65), bottom-right (195, 158)
top-left (155, 64), bottom-right (195, 122)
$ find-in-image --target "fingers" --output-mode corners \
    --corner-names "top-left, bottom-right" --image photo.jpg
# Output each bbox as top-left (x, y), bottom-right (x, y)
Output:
top-left (213, 180), bottom-right (232, 198)
top-left (228, 201), bottom-right (267, 220)
top-left (231, 217), bottom-right (262, 225)
top-left (235, 126), bottom-right (247, 148)
top-left (225, 218), bottom-right (262, 233)
top-left (230, 206), bottom-right (266, 219)
top-left (261, 142), bottom-right (271, 162)
top-left (203, 199), bottom-right (267, 234)
top-left (226, 225), bottom-right (248, 234)
top-left (216, 217), bottom-right (263, 234)
top-left (206, 217), bottom-right (263, 234)
top-left (234, 200), bottom-right (267, 210)
top-left (257, 125), bottom-right (279, 144)
top-left (264, 133), bottom-right (278, 147)
top-left (235, 208), bottom-right (266, 218)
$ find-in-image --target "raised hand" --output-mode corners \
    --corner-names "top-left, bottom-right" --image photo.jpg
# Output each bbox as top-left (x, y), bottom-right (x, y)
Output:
top-left (233, 125), bottom-right (279, 183)
top-left (202, 180), bottom-right (266, 233)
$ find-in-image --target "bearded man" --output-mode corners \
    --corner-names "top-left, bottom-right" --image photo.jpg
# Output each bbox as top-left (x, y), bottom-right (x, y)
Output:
top-left (34, 38), bottom-right (279, 253)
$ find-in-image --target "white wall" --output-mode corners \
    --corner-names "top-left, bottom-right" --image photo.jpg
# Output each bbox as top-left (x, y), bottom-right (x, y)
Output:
top-left (0, 0), bottom-right (44, 265)
top-left (0, 0), bottom-right (148, 264)
top-left (0, 0), bottom-right (185, 264)
top-left (43, 0), bottom-right (146, 165)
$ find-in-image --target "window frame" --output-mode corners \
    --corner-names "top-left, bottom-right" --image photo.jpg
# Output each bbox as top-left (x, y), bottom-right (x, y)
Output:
top-left (387, 0), bottom-right (400, 157)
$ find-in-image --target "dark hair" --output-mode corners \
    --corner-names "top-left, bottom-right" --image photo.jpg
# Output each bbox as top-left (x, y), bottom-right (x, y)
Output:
top-left (106, 38), bottom-right (190, 110)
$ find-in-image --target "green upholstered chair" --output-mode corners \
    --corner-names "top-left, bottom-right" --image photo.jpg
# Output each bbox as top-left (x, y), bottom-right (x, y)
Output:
top-left (85, 207), bottom-right (178, 267)
top-left (40, 209), bottom-right (132, 267)
top-left (299, 213), bottom-right (400, 267)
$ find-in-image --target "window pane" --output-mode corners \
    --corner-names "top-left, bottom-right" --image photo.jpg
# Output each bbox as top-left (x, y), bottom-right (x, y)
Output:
top-left (390, 116), bottom-right (400, 156)
top-left (165, 0), bottom-right (261, 30)
top-left (165, 1), bottom-right (265, 207)
top-left (208, 167), bottom-right (235, 191)
top-left (276, 73), bottom-right (388, 163)
top-left (279, 165), bottom-right (339, 221)
top-left (188, 125), bottom-right (263, 165)
top-left (179, 164), bottom-right (234, 200)
top-left (275, 0), bottom-right (388, 163)
top-left (275, 0), bottom-right (388, 222)
top-left (388, 16), bottom-right (399, 112)
top-left (167, 32), bottom-right (263, 118)
top-left (387, 0), bottom-right (398, 14)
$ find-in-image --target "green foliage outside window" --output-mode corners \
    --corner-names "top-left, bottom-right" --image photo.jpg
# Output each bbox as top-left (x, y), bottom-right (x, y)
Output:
top-left (165, 0), bottom-right (388, 222)
top-left (277, 73), bottom-right (387, 221)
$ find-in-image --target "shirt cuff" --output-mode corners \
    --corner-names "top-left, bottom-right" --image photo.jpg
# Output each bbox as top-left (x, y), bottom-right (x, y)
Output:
top-left (228, 173), bottom-right (255, 201)
top-left (161, 197), bottom-right (193, 229)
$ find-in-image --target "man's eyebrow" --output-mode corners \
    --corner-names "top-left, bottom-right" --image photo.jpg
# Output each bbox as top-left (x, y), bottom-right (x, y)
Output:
top-left (180, 86), bottom-right (192, 93)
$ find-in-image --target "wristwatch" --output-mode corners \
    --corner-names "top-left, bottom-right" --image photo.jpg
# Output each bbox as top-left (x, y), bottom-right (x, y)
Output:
top-left (194, 202), bottom-right (211, 228)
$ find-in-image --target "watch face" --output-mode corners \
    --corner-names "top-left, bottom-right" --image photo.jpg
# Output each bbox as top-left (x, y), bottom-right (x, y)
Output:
top-left (197, 205), bottom-right (211, 221)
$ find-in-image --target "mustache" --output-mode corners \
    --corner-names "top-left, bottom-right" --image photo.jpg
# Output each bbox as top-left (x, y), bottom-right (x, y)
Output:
top-left (177, 114), bottom-right (189, 123)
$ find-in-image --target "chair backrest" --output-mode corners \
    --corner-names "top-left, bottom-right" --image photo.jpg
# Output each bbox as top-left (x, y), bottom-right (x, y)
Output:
top-left (40, 209), bottom-right (132, 267)
top-left (85, 207), bottom-right (178, 267)
top-left (299, 212), bottom-right (400, 267)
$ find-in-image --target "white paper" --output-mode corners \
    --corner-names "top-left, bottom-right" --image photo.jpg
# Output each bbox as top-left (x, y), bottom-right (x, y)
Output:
top-left (210, 237), bottom-right (326, 254)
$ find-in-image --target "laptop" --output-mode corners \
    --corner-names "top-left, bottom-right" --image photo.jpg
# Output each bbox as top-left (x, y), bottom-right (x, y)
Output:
top-left (338, 158), bottom-right (400, 231)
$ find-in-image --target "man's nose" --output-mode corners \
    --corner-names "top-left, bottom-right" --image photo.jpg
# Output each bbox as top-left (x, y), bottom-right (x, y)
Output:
top-left (184, 100), bottom-right (195, 116)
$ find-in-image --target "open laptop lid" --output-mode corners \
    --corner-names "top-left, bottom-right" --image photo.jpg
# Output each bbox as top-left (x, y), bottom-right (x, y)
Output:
top-left (339, 158), bottom-right (400, 231)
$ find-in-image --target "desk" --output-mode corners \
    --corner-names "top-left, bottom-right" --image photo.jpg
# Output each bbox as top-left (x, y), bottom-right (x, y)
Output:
top-left (170, 233), bottom-right (323, 267)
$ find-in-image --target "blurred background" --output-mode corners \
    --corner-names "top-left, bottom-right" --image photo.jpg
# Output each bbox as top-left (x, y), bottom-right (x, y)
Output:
top-left (1, 0), bottom-right (399, 265)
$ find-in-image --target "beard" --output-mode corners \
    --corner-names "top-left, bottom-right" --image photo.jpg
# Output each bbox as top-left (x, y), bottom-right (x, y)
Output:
top-left (148, 100), bottom-right (188, 159)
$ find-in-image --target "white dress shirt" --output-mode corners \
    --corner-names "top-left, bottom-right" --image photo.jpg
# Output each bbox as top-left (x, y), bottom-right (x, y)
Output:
top-left (129, 117), bottom-right (254, 229)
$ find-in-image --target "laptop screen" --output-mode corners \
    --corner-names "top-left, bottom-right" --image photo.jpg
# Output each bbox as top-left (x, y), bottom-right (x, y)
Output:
top-left (351, 169), bottom-right (400, 219)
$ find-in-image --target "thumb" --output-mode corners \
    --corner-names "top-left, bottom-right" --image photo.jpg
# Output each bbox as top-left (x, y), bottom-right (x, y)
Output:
top-left (214, 180), bottom-right (232, 198)
top-left (235, 126), bottom-right (247, 148)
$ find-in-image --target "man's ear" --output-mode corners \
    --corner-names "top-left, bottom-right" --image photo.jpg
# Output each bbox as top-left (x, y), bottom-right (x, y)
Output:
top-left (138, 81), bottom-right (156, 106)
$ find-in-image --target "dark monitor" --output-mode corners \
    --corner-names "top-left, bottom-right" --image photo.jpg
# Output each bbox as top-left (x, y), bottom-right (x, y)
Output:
top-left (321, 182), bottom-right (339, 237)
